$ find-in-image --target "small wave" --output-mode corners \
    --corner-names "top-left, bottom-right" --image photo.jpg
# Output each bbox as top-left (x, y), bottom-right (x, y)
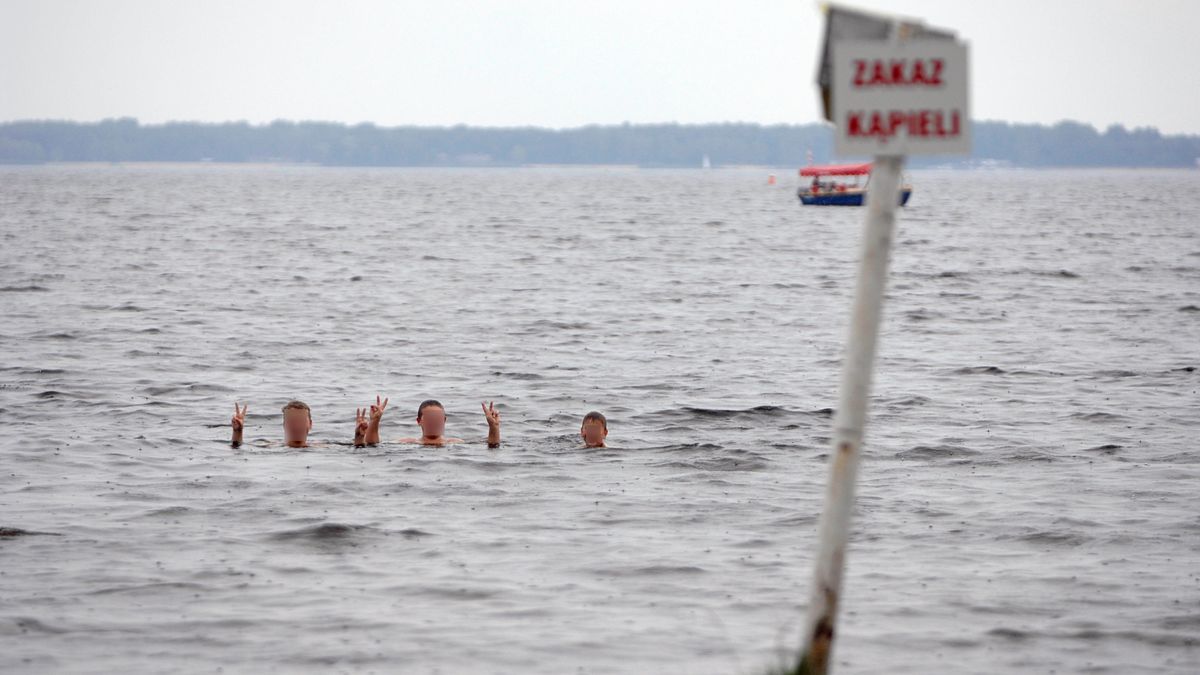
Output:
top-left (684, 404), bottom-right (789, 418)
top-left (903, 308), bottom-right (944, 321)
top-left (1013, 530), bottom-right (1089, 546)
top-left (1070, 411), bottom-right (1127, 422)
top-left (643, 405), bottom-right (808, 422)
top-left (631, 564), bottom-right (705, 575)
top-left (917, 270), bottom-right (972, 280)
top-left (769, 513), bottom-right (818, 527)
top-left (1094, 369), bottom-right (1138, 378)
top-left (896, 444), bottom-right (980, 459)
top-left (1035, 269), bottom-right (1081, 279)
top-left (1160, 614), bottom-right (1200, 630)
top-left (1003, 450), bottom-right (1057, 463)
top-left (626, 381), bottom-right (674, 391)
top-left (0, 285), bottom-right (50, 292)
top-left (588, 564), bottom-right (707, 578)
top-left (3, 617), bottom-right (68, 635)
top-left (142, 506), bottom-right (194, 517)
top-left (15, 367), bottom-right (68, 375)
top-left (268, 522), bottom-right (431, 543)
top-left (655, 456), bottom-right (769, 472)
top-left (643, 442), bottom-right (726, 454)
top-left (952, 366), bottom-right (1006, 375)
top-left (142, 382), bottom-right (234, 396)
top-left (1156, 452), bottom-right (1200, 464)
top-left (1007, 367), bottom-right (1065, 377)
top-left (732, 538), bottom-right (774, 549)
top-left (409, 586), bottom-right (499, 600)
top-left (882, 395), bottom-right (930, 408)
top-left (88, 581), bottom-right (209, 596)
top-left (268, 522), bottom-right (374, 542)
top-left (525, 319), bottom-right (591, 330)
top-left (991, 626), bottom-right (1197, 648)
top-left (0, 526), bottom-right (61, 538)
top-left (987, 627), bottom-right (1031, 641)
top-left (491, 370), bottom-right (544, 380)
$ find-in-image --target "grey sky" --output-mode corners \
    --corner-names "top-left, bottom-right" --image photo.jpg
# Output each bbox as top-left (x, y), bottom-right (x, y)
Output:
top-left (2, 0), bottom-right (1198, 134)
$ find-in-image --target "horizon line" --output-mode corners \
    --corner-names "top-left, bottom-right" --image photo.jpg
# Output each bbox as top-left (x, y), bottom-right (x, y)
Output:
top-left (2, 116), bottom-right (1195, 138)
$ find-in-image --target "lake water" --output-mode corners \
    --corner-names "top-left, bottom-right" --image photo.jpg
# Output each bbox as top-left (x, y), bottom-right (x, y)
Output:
top-left (1, 165), bottom-right (1198, 674)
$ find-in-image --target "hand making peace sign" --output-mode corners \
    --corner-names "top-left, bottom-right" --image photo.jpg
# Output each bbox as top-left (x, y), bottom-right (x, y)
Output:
top-left (370, 395), bottom-right (388, 425)
top-left (355, 407), bottom-right (369, 437)
top-left (232, 402), bottom-right (248, 432)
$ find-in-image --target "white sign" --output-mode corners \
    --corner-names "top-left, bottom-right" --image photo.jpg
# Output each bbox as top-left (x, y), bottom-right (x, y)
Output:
top-left (831, 39), bottom-right (970, 156)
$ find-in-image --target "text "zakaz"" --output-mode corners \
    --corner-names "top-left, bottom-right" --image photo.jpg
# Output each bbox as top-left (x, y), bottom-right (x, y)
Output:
top-left (852, 58), bottom-right (945, 87)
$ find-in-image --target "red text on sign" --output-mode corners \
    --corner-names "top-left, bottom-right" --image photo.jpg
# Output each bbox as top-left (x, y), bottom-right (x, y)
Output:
top-left (852, 58), bottom-right (944, 87)
top-left (845, 109), bottom-right (962, 142)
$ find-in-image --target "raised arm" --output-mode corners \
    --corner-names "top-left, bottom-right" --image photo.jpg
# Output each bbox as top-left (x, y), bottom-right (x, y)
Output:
top-left (366, 395), bottom-right (388, 445)
top-left (354, 408), bottom-right (368, 447)
top-left (482, 401), bottom-right (501, 448)
top-left (231, 402), bottom-right (247, 447)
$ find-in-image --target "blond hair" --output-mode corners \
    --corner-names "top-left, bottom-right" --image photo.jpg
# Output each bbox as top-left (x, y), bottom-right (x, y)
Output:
top-left (281, 400), bottom-right (311, 420)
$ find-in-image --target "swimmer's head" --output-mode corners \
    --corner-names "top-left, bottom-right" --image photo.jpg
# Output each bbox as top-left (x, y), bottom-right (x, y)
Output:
top-left (281, 400), bottom-right (312, 442)
top-left (416, 399), bottom-right (446, 438)
top-left (580, 411), bottom-right (608, 448)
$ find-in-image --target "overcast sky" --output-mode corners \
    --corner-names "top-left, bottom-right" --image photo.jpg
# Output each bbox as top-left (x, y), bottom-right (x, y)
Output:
top-left (2, 0), bottom-right (1197, 134)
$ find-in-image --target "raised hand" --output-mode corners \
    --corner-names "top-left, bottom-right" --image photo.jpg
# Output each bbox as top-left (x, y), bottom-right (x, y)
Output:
top-left (231, 402), bottom-right (248, 447)
top-left (355, 407), bottom-right (369, 446)
top-left (365, 395), bottom-right (388, 445)
top-left (482, 401), bottom-right (500, 428)
top-left (482, 401), bottom-right (501, 448)
top-left (370, 395), bottom-right (388, 425)
top-left (232, 402), bottom-right (248, 432)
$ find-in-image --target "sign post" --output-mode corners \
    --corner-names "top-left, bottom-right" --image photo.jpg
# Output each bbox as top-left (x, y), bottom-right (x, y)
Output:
top-left (795, 6), bottom-right (970, 674)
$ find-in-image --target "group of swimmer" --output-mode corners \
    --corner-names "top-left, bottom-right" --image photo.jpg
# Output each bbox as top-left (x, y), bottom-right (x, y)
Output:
top-left (229, 397), bottom-right (610, 449)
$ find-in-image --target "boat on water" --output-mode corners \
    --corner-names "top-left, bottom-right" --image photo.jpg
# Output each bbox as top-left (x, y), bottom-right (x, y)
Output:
top-left (797, 162), bottom-right (913, 206)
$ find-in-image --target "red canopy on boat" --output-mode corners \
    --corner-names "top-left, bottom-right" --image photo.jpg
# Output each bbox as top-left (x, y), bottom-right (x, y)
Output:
top-left (798, 163), bottom-right (872, 177)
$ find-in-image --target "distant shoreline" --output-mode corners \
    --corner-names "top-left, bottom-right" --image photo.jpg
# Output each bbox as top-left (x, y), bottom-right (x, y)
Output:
top-left (3, 118), bottom-right (1198, 169)
top-left (5, 161), bottom-right (1195, 172)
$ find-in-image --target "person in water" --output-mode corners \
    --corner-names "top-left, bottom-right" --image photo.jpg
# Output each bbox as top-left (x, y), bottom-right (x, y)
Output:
top-left (230, 400), bottom-right (369, 448)
top-left (364, 396), bottom-right (501, 448)
top-left (580, 411), bottom-right (608, 448)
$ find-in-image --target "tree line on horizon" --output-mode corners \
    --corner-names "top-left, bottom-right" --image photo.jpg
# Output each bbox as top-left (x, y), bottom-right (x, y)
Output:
top-left (0, 117), bottom-right (1196, 168)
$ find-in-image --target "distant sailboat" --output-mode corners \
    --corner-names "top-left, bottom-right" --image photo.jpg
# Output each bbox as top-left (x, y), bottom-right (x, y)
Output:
top-left (701, 154), bottom-right (711, 169)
